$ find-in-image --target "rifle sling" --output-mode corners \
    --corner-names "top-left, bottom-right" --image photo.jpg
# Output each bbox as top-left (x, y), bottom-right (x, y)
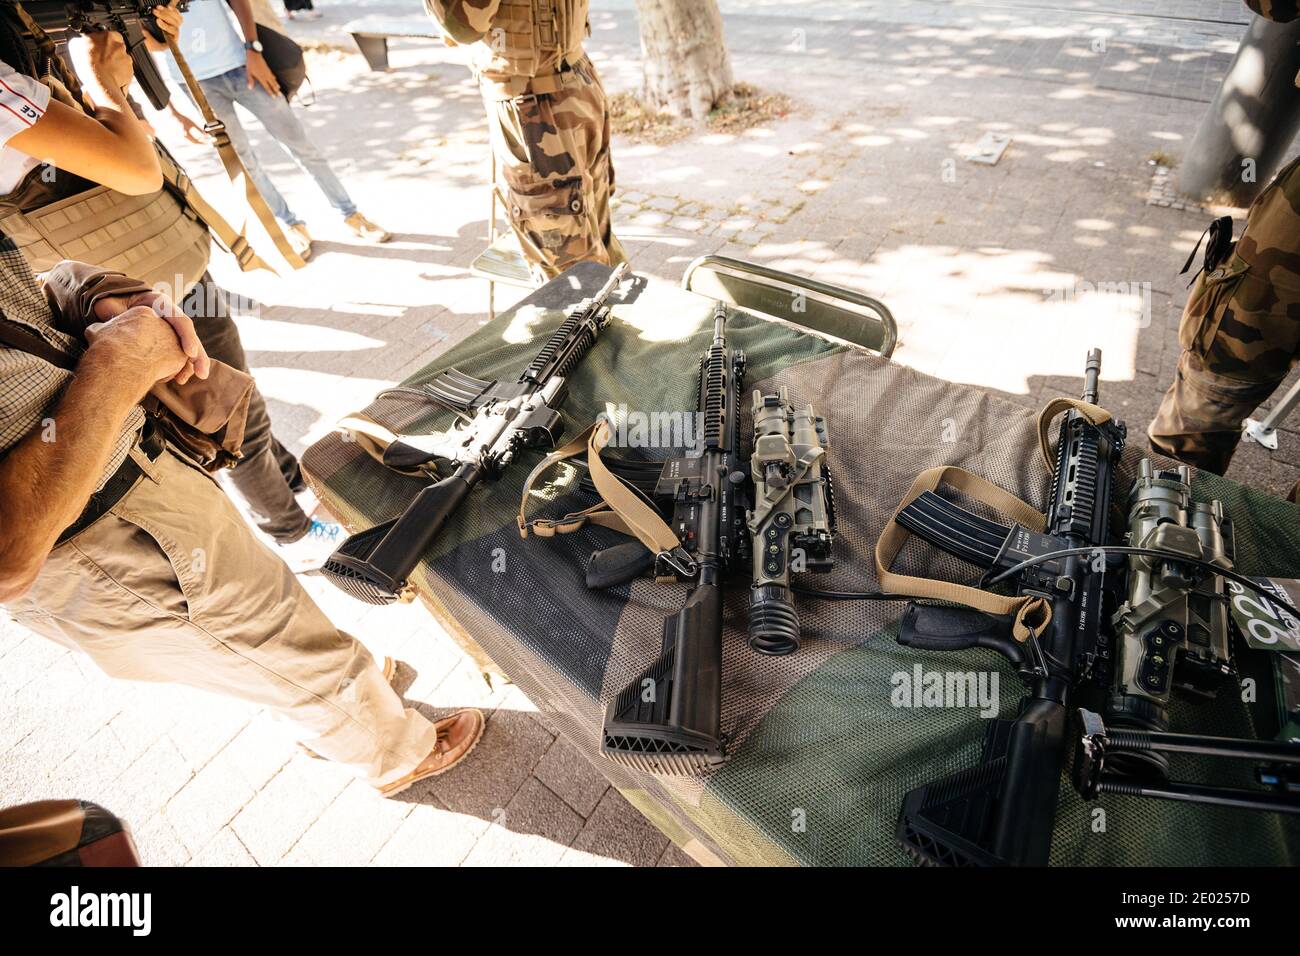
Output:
top-left (1035, 397), bottom-right (1112, 472)
top-left (875, 464), bottom-right (1051, 643)
top-left (13, 4), bottom-right (279, 277)
top-left (166, 36), bottom-right (306, 270)
top-left (517, 419), bottom-right (680, 561)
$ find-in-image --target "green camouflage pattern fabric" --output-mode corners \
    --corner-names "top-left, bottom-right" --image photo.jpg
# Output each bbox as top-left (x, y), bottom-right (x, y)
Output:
top-left (1149, 153), bottom-right (1300, 476)
top-left (1244, 0), bottom-right (1299, 21)
top-left (301, 264), bottom-right (1300, 866)
top-left (424, 0), bottom-right (587, 79)
top-left (488, 55), bottom-right (626, 280)
top-left (425, 0), bottom-right (622, 279)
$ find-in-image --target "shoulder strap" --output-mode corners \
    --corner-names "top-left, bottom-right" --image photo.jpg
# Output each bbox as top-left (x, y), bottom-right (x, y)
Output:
top-left (0, 316), bottom-right (76, 370)
top-left (517, 418), bottom-right (681, 557)
top-left (874, 463), bottom-right (1051, 642)
top-left (154, 144), bottom-right (274, 274)
top-left (14, 4), bottom-right (282, 276)
top-left (1034, 397), bottom-right (1111, 472)
top-left (166, 38), bottom-right (306, 270)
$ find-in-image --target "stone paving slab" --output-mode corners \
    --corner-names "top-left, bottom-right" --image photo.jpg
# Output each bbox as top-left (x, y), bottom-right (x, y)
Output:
top-left (2, 1), bottom-right (1296, 867)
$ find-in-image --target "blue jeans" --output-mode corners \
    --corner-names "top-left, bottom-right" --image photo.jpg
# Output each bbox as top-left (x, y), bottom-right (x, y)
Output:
top-left (198, 66), bottom-right (356, 225)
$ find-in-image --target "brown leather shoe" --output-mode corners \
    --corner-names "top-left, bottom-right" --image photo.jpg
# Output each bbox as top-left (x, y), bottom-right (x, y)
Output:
top-left (377, 709), bottom-right (486, 797)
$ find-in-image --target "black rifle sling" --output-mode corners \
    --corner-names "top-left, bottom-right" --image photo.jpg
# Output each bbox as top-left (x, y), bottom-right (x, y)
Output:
top-left (0, 315), bottom-right (76, 370)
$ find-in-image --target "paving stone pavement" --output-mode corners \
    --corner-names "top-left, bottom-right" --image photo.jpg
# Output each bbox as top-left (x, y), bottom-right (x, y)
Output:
top-left (2, 1), bottom-right (1297, 867)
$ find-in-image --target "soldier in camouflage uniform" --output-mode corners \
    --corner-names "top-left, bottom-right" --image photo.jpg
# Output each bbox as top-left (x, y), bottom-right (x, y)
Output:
top-left (1148, 0), bottom-right (1300, 500)
top-left (423, 0), bottom-right (626, 282)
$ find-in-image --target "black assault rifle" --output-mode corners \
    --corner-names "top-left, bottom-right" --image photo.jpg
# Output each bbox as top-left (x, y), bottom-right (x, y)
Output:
top-left (322, 263), bottom-right (628, 606)
top-left (598, 304), bottom-right (750, 774)
top-left (891, 350), bottom-right (1300, 865)
top-left (6, 1), bottom-right (189, 110)
top-left (892, 349), bottom-right (1126, 866)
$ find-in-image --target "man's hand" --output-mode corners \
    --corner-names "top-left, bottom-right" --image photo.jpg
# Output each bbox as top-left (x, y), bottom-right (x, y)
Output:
top-left (246, 51), bottom-right (282, 97)
top-left (169, 105), bottom-right (211, 144)
top-left (69, 30), bottom-right (135, 94)
top-left (89, 294), bottom-right (211, 388)
top-left (144, 1), bottom-right (184, 53)
top-left (86, 306), bottom-right (196, 390)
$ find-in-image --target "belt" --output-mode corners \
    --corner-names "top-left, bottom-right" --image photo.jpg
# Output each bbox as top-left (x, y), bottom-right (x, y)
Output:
top-left (56, 419), bottom-right (166, 547)
top-left (478, 56), bottom-right (589, 100)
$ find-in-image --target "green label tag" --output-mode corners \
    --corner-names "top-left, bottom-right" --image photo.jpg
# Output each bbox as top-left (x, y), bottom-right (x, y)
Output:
top-left (1229, 577), bottom-right (1300, 652)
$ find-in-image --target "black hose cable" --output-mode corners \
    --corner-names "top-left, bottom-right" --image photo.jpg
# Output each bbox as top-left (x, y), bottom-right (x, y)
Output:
top-left (982, 545), bottom-right (1300, 621)
top-left (795, 547), bottom-right (1299, 623)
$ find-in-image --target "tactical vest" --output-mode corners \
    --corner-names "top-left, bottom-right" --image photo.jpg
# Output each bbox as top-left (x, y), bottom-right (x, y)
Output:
top-left (433, 0), bottom-right (590, 97)
top-left (0, 78), bottom-right (211, 295)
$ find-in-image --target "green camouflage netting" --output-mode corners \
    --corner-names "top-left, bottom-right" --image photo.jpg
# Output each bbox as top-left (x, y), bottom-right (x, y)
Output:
top-left (303, 262), bottom-right (1300, 866)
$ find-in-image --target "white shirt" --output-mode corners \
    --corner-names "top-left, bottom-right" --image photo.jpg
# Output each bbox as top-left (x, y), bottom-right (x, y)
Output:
top-left (0, 60), bottom-right (51, 195)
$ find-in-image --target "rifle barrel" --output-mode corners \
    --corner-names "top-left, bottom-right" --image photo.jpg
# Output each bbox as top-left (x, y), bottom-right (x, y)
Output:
top-left (1083, 348), bottom-right (1102, 404)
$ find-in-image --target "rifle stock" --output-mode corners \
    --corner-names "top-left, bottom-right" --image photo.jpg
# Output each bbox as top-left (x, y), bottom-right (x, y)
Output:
top-left (322, 263), bottom-right (627, 606)
top-left (602, 583), bottom-right (725, 774)
top-left (323, 462), bottom-right (479, 605)
top-left (599, 305), bottom-right (743, 775)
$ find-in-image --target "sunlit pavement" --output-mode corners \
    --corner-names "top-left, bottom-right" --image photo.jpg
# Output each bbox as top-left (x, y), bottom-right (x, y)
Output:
top-left (2, 0), bottom-right (1296, 867)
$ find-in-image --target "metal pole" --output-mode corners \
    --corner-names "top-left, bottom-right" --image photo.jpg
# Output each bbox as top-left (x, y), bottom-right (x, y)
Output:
top-left (1178, 14), bottom-right (1300, 206)
top-left (1244, 375), bottom-right (1300, 450)
top-left (488, 151), bottom-right (497, 323)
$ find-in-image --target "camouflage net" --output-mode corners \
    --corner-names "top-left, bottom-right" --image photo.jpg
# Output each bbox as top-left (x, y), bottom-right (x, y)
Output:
top-left (303, 262), bottom-right (1300, 866)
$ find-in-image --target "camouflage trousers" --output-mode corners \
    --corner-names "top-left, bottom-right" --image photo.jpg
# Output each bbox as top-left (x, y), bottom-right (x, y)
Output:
top-left (483, 55), bottom-right (627, 281)
top-left (1149, 155), bottom-right (1300, 499)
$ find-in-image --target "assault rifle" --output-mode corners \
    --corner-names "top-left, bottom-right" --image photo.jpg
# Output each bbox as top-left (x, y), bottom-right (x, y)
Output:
top-left (598, 304), bottom-right (749, 774)
top-left (322, 263), bottom-right (628, 606)
top-left (892, 349), bottom-right (1127, 866)
top-left (5, 1), bottom-right (190, 110)
top-left (890, 350), bottom-right (1300, 865)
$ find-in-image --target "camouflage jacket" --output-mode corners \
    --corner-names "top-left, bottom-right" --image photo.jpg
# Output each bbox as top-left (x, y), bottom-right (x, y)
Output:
top-left (424, 0), bottom-right (590, 80)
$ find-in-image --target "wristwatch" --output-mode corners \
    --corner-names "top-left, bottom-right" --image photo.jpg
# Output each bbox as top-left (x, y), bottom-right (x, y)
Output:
top-left (244, 40), bottom-right (264, 53)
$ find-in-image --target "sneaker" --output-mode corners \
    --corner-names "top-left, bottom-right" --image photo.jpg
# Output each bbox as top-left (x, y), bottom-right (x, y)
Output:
top-left (277, 518), bottom-right (343, 573)
top-left (288, 222), bottom-right (313, 260)
top-left (344, 211), bottom-right (392, 243)
top-left (377, 709), bottom-right (486, 797)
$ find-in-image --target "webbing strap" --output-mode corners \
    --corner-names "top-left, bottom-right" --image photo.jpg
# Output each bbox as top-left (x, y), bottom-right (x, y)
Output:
top-left (516, 419), bottom-right (679, 556)
top-left (336, 412), bottom-right (440, 478)
top-left (166, 37), bottom-right (306, 270)
top-left (155, 147), bottom-right (273, 274)
top-left (874, 464), bottom-right (1051, 642)
top-left (15, 5), bottom-right (85, 104)
top-left (1035, 397), bottom-right (1111, 472)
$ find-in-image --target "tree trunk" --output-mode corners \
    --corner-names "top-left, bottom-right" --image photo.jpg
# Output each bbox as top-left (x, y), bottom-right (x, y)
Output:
top-left (635, 0), bottom-right (734, 120)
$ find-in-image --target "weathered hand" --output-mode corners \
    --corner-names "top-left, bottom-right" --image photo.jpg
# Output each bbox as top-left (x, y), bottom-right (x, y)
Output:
top-left (91, 291), bottom-right (210, 384)
top-left (85, 306), bottom-right (198, 389)
top-left (143, 1), bottom-right (183, 52)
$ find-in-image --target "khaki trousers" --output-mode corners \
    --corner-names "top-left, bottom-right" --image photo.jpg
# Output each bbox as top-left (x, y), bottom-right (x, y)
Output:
top-left (5, 448), bottom-right (436, 786)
